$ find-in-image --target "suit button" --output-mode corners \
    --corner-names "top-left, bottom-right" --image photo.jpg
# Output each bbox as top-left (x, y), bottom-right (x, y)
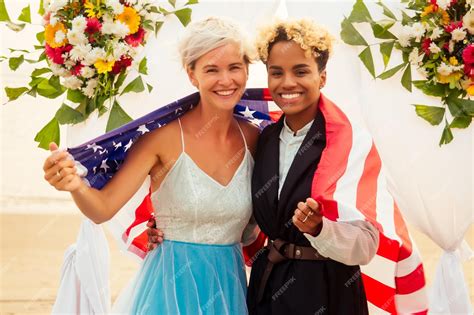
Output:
top-left (295, 249), bottom-right (301, 257)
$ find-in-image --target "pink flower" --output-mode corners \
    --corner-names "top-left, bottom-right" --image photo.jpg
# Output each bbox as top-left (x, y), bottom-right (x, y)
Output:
top-left (422, 38), bottom-right (432, 55)
top-left (71, 63), bottom-right (84, 76)
top-left (85, 18), bottom-right (102, 34)
top-left (463, 45), bottom-right (474, 79)
top-left (45, 44), bottom-right (72, 64)
top-left (445, 21), bottom-right (463, 33)
top-left (111, 56), bottom-right (132, 75)
top-left (125, 27), bottom-right (145, 47)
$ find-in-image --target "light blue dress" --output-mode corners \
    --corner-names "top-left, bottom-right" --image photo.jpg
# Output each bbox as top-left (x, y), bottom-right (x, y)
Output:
top-left (113, 118), bottom-right (257, 314)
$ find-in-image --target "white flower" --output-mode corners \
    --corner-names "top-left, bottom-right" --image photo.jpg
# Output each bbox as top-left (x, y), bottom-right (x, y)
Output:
top-left (409, 48), bottom-right (424, 65)
top-left (437, 63), bottom-right (453, 76)
top-left (49, 15), bottom-right (58, 26)
top-left (67, 30), bottom-right (88, 46)
top-left (448, 40), bottom-right (455, 53)
top-left (430, 27), bottom-right (443, 40)
top-left (54, 30), bottom-right (66, 44)
top-left (106, 0), bottom-right (124, 15)
top-left (84, 47), bottom-right (106, 65)
top-left (63, 76), bottom-right (83, 90)
top-left (397, 26), bottom-right (413, 47)
top-left (113, 21), bottom-right (130, 38)
top-left (71, 15), bottom-right (87, 32)
top-left (410, 22), bottom-right (426, 42)
top-left (80, 66), bottom-right (96, 79)
top-left (101, 19), bottom-right (116, 35)
top-left (43, 0), bottom-right (51, 11)
top-left (429, 42), bottom-right (442, 54)
top-left (463, 10), bottom-right (474, 35)
top-left (82, 79), bottom-right (99, 97)
top-left (50, 62), bottom-right (69, 77)
top-left (113, 42), bottom-right (130, 59)
top-left (124, 0), bottom-right (137, 5)
top-left (69, 43), bottom-right (92, 62)
top-left (437, 0), bottom-right (450, 10)
top-left (451, 28), bottom-right (467, 41)
top-left (417, 67), bottom-right (429, 78)
top-left (64, 57), bottom-right (76, 68)
top-left (128, 45), bottom-right (143, 59)
top-left (49, 0), bottom-right (68, 13)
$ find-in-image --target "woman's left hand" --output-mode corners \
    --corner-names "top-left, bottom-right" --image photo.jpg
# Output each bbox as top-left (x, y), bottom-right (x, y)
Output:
top-left (292, 198), bottom-right (323, 236)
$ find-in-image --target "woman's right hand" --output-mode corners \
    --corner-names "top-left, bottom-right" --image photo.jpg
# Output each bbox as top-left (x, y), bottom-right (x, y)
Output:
top-left (43, 142), bottom-right (84, 192)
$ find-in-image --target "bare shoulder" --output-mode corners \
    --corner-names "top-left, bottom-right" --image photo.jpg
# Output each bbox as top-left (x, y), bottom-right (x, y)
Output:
top-left (236, 117), bottom-right (261, 156)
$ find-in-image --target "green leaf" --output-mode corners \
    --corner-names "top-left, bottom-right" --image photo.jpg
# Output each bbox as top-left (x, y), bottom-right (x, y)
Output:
top-left (139, 58), bottom-right (148, 75)
top-left (67, 89), bottom-right (86, 103)
top-left (412, 81), bottom-right (446, 97)
top-left (114, 71), bottom-right (127, 90)
top-left (358, 46), bottom-right (375, 78)
top-left (38, 0), bottom-right (45, 16)
top-left (347, 0), bottom-right (372, 23)
top-left (340, 18), bottom-right (368, 46)
top-left (17, 4), bottom-right (31, 23)
top-left (106, 101), bottom-right (133, 132)
top-left (401, 11), bottom-right (413, 25)
top-left (450, 116), bottom-right (472, 129)
top-left (413, 105), bottom-right (445, 125)
top-left (9, 55), bottom-right (24, 71)
top-left (5, 86), bottom-right (28, 101)
top-left (376, 1), bottom-right (397, 20)
top-left (401, 64), bottom-right (412, 92)
top-left (36, 31), bottom-right (45, 44)
top-left (185, 0), bottom-right (199, 4)
top-left (446, 94), bottom-right (474, 116)
top-left (36, 76), bottom-right (65, 98)
top-left (34, 117), bottom-right (60, 150)
top-left (0, 0), bottom-right (11, 22)
top-left (27, 87), bottom-right (37, 97)
top-left (379, 41), bottom-right (394, 68)
top-left (55, 104), bottom-right (85, 124)
top-left (377, 63), bottom-right (406, 79)
top-left (168, 0), bottom-right (176, 7)
top-left (8, 48), bottom-right (29, 53)
top-left (121, 76), bottom-right (145, 95)
top-left (31, 67), bottom-right (51, 77)
top-left (174, 8), bottom-right (192, 26)
top-left (6, 22), bottom-right (25, 32)
top-left (154, 21), bottom-right (164, 37)
top-left (147, 83), bottom-right (153, 93)
top-left (439, 123), bottom-right (453, 146)
top-left (371, 21), bottom-right (397, 40)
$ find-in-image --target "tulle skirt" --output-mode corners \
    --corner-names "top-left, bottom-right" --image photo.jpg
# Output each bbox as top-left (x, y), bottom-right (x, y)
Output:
top-left (112, 240), bottom-right (248, 315)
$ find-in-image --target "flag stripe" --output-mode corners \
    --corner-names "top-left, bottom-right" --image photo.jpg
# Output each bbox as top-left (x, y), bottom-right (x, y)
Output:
top-left (361, 273), bottom-right (397, 314)
top-left (395, 263), bottom-right (426, 295)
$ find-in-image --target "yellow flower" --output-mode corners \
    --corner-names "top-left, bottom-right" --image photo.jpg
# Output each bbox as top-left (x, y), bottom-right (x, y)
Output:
top-left (421, 5), bottom-right (436, 18)
top-left (45, 22), bottom-right (68, 48)
top-left (440, 9), bottom-right (450, 26)
top-left (94, 59), bottom-right (115, 74)
top-left (467, 85), bottom-right (474, 96)
top-left (437, 72), bottom-right (463, 84)
top-left (449, 57), bottom-right (459, 66)
top-left (84, 0), bottom-right (103, 18)
top-left (116, 6), bottom-right (141, 34)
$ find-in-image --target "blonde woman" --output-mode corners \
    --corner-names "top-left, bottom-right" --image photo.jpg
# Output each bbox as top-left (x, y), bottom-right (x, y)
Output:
top-left (43, 17), bottom-right (260, 314)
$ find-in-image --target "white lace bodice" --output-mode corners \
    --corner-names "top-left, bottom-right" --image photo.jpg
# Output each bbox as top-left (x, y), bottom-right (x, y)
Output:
top-left (151, 119), bottom-right (255, 245)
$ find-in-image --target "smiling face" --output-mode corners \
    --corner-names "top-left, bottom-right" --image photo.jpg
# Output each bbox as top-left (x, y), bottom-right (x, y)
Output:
top-left (266, 40), bottom-right (326, 116)
top-left (187, 43), bottom-right (248, 111)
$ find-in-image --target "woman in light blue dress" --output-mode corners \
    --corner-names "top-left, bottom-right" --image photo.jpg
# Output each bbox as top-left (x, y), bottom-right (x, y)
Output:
top-left (43, 17), bottom-right (260, 314)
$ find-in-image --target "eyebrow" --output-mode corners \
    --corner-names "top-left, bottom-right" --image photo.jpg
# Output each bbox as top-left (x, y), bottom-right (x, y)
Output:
top-left (268, 64), bottom-right (310, 70)
top-left (203, 62), bottom-right (244, 69)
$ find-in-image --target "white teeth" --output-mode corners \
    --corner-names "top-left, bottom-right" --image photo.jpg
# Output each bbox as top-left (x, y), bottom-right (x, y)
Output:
top-left (216, 90), bottom-right (235, 96)
top-left (281, 93), bottom-right (301, 99)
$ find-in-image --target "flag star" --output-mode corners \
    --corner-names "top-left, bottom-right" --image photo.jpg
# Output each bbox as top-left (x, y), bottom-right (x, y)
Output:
top-left (100, 159), bottom-right (110, 172)
top-left (175, 108), bottom-right (182, 114)
top-left (241, 106), bottom-right (256, 118)
top-left (137, 124), bottom-right (149, 134)
top-left (250, 118), bottom-right (264, 126)
top-left (99, 149), bottom-right (108, 155)
top-left (86, 143), bottom-right (103, 153)
top-left (113, 141), bottom-right (122, 151)
top-left (92, 166), bottom-right (97, 174)
top-left (124, 139), bottom-right (133, 152)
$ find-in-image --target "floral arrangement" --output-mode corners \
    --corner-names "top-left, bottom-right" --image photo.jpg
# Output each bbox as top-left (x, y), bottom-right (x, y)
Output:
top-left (1, 0), bottom-right (197, 149)
top-left (341, 0), bottom-right (473, 145)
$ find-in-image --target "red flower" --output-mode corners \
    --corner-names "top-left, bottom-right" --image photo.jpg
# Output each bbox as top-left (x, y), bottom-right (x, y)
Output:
top-left (422, 38), bottom-right (432, 55)
top-left (111, 56), bottom-right (132, 75)
top-left (85, 18), bottom-right (102, 34)
top-left (71, 63), bottom-right (84, 76)
top-left (45, 44), bottom-right (72, 64)
top-left (462, 45), bottom-right (474, 64)
top-left (445, 21), bottom-right (463, 33)
top-left (125, 27), bottom-right (145, 47)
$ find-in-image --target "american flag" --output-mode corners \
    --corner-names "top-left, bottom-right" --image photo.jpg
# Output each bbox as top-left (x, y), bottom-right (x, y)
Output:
top-left (68, 88), bottom-right (427, 314)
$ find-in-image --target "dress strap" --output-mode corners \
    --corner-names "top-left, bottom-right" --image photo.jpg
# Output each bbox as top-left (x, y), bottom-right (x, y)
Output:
top-left (236, 121), bottom-right (248, 150)
top-left (177, 118), bottom-right (185, 152)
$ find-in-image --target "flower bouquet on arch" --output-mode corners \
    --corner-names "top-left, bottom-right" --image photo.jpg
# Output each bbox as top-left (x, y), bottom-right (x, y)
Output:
top-left (340, 0), bottom-right (473, 145)
top-left (1, 0), bottom-right (198, 149)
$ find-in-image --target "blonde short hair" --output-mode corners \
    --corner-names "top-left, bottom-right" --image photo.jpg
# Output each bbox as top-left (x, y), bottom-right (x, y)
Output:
top-left (178, 17), bottom-right (254, 70)
top-left (255, 19), bottom-right (334, 70)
